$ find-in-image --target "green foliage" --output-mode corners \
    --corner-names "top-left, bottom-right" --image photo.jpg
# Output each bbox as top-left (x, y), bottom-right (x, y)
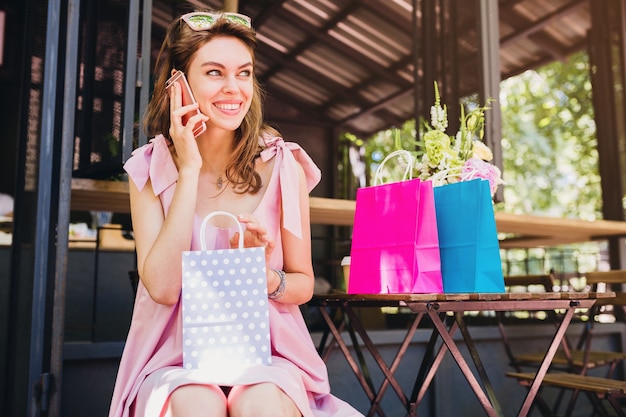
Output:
top-left (499, 51), bottom-right (602, 220)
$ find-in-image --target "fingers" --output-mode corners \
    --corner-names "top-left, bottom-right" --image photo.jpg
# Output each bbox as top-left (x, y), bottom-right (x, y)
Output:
top-left (169, 81), bottom-right (181, 112)
top-left (168, 83), bottom-right (208, 139)
top-left (235, 214), bottom-right (274, 249)
top-left (229, 232), bottom-right (241, 248)
top-left (264, 240), bottom-right (275, 259)
top-left (228, 216), bottom-right (275, 266)
top-left (168, 82), bottom-right (186, 137)
top-left (237, 214), bottom-right (266, 236)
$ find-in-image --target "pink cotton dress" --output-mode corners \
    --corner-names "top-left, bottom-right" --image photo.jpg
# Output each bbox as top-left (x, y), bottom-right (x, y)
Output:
top-left (108, 134), bottom-right (363, 417)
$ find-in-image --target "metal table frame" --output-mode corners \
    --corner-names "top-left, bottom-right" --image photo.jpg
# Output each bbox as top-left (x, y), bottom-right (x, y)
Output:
top-left (309, 292), bottom-right (605, 417)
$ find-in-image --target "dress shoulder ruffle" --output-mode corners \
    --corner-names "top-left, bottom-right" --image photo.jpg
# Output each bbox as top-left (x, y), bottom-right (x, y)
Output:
top-left (123, 135), bottom-right (178, 196)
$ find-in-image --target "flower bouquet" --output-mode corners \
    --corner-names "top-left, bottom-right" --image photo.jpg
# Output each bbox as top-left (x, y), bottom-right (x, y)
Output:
top-left (416, 83), bottom-right (503, 197)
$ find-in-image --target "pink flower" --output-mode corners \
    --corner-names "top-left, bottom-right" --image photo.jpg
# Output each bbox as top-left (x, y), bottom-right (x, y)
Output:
top-left (463, 158), bottom-right (503, 196)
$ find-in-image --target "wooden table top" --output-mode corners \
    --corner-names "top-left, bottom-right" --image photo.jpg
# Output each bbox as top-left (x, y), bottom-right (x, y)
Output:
top-left (311, 291), bottom-right (615, 303)
top-left (70, 178), bottom-right (626, 248)
top-left (310, 291), bottom-right (614, 312)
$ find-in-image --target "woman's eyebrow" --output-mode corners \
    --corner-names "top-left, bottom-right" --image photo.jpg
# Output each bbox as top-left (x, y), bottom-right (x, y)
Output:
top-left (200, 61), bottom-right (253, 69)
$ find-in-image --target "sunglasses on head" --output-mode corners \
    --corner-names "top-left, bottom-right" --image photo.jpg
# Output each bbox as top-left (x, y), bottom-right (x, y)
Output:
top-left (181, 12), bottom-right (252, 31)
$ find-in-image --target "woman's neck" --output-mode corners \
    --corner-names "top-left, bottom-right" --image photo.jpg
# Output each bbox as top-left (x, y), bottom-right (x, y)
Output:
top-left (197, 129), bottom-right (235, 175)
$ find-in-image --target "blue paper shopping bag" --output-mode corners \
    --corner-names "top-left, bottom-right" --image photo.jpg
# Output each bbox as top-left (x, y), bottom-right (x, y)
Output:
top-left (433, 179), bottom-right (504, 293)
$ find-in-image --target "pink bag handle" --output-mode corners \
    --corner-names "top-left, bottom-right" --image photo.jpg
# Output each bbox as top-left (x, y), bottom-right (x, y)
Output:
top-left (199, 211), bottom-right (244, 250)
top-left (373, 149), bottom-right (415, 185)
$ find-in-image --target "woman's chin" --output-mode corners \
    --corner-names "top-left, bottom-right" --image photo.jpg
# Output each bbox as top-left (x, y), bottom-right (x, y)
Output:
top-left (211, 119), bottom-right (245, 132)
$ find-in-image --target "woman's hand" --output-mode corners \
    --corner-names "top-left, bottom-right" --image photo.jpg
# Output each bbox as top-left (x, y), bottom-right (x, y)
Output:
top-left (230, 214), bottom-right (275, 255)
top-left (230, 214), bottom-right (278, 292)
top-left (168, 81), bottom-right (208, 172)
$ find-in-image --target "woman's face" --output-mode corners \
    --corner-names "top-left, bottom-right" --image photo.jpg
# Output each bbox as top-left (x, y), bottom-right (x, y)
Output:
top-left (186, 36), bottom-right (254, 134)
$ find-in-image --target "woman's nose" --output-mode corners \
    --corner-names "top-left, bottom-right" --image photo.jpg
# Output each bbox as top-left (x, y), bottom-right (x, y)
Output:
top-left (222, 75), bottom-right (238, 93)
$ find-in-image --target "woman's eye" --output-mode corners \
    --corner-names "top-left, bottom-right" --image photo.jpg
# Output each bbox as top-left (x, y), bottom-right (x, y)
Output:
top-left (208, 70), bottom-right (221, 76)
top-left (239, 69), bottom-right (251, 77)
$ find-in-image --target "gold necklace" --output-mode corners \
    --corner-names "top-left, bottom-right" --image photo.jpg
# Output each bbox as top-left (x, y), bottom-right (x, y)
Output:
top-left (207, 185), bottom-right (227, 199)
top-left (207, 174), bottom-right (228, 199)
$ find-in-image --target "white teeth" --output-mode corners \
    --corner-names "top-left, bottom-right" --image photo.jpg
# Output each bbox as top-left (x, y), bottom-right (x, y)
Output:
top-left (215, 103), bottom-right (240, 110)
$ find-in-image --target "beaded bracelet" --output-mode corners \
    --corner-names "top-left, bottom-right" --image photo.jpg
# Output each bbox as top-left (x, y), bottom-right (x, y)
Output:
top-left (269, 269), bottom-right (286, 300)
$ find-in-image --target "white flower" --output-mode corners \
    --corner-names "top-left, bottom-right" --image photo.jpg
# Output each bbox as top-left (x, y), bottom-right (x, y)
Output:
top-left (472, 141), bottom-right (493, 161)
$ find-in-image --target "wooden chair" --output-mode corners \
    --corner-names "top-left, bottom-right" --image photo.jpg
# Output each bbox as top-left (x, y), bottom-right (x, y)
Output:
top-left (586, 270), bottom-right (626, 323)
top-left (507, 372), bottom-right (626, 417)
top-left (504, 274), bottom-right (555, 292)
top-left (500, 273), bottom-right (557, 322)
top-left (503, 272), bottom-right (582, 293)
top-left (499, 274), bottom-right (576, 372)
top-left (506, 270), bottom-right (626, 416)
top-left (505, 271), bottom-right (626, 375)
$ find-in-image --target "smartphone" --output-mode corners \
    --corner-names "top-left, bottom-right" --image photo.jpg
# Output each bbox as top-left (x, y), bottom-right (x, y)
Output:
top-left (165, 70), bottom-right (207, 137)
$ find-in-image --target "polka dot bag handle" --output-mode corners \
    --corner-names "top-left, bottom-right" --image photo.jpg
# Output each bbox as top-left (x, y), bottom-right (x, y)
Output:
top-left (199, 211), bottom-right (244, 251)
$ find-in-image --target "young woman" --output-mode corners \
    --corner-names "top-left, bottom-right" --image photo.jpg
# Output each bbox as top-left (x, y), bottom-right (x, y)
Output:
top-left (107, 10), bottom-right (363, 417)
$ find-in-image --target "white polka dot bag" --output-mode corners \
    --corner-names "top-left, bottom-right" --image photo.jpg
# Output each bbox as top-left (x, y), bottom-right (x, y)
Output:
top-left (181, 211), bottom-right (272, 372)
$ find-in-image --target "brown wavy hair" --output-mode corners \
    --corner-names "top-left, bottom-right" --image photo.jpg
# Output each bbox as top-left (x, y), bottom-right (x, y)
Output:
top-left (144, 12), bottom-right (270, 194)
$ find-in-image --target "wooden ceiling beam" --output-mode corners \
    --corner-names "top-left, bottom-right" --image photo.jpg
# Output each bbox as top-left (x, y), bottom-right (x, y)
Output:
top-left (247, 0), bottom-right (590, 138)
top-left (255, 1), bottom-right (413, 133)
top-left (527, 32), bottom-right (568, 61)
top-left (499, 0), bottom-right (587, 48)
top-left (501, 40), bottom-right (587, 80)
top-left (240, 0), bottom-right (286, 27)
top-left (256, 44), bottom-right (374, 110)
top-left (257, 2), bottom-right (359, 82)
top-left (360, 0), bottom-right (413, 29)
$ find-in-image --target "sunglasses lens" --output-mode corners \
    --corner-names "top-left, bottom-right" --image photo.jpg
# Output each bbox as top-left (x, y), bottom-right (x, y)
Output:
top-left (186, 15), bottom-right (216, 30)
top-left (224, 14), bottom-right (251, 28)
top-left (182, 13), bottom-right (252, 31)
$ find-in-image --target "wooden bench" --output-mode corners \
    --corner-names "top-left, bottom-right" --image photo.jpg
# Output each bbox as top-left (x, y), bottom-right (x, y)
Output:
top-left (505, 271), bottom-right (626, 376)
top-left (507, 371), bottom-right (626, 416)
top-left (568, 270), bottom-right (626, 375)
top-left (587, 270), bottom-right (626, 320)
top-left (506, 271), bottom-right (626, 416)
top-left (504, 274), bottom-right (555, 292)
top-left (501, 274), bottom-right (557, 321)
top-left (513, 349), bottom-right (626, 371)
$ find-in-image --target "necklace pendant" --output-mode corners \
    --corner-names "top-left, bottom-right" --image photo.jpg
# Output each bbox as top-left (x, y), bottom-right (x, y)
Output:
top-left (217, 175), bottom-right (223, 189)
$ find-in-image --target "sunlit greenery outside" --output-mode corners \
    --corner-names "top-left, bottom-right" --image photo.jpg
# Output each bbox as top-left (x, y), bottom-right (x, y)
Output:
top-left (339, 51), bottom-right (607, 291)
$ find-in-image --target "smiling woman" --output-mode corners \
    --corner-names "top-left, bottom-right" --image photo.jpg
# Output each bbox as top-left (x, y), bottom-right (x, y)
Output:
top-left (107, 10), bottom-right (364, 417)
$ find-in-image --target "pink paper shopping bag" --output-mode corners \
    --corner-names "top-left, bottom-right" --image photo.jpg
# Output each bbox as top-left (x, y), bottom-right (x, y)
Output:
top-left (348, 151), bottom-right (443, 294)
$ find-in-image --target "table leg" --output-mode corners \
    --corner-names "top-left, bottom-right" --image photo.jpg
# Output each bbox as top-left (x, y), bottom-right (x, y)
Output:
top-left (426, 310), bottom-right (500, 417)
top-left (606, 396), bottom-right (626, 417)
top-left (317, 306), bottom-right (346, 360)
top-left (342, 306), bottom-right (423, 417)
top-left (412, 314), bottom-right (504, 415)
top-left (455, 312), bottom-right (504, 416)
top-left (317, 305), bottom-right (387, 417)
top-left (317, 307), bottom-right (375, 385)
top-left (410, 313), bottom-right (458, 410)
top-left (516, 303), bottom-right (578, 417)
